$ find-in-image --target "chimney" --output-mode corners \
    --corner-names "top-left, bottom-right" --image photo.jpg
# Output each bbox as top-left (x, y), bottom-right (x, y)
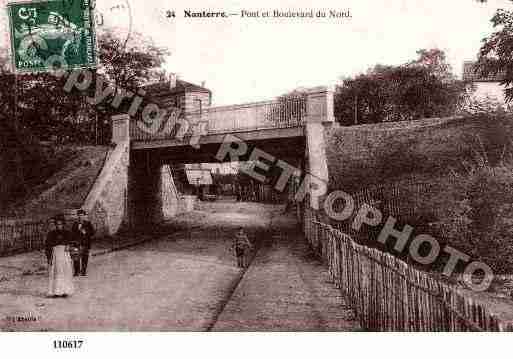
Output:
top-left (201, 81), bottom-right (206, 88)
top-left (169, 73), bottom-right (177, 89)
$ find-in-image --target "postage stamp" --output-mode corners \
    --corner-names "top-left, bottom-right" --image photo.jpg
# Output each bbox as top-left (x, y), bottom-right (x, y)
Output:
top-left (7, 0), bottom-right (97, 73)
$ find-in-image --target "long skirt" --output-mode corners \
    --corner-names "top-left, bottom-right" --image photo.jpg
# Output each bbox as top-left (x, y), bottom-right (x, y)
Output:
top-left (48, 245), bottom-right (74, 296)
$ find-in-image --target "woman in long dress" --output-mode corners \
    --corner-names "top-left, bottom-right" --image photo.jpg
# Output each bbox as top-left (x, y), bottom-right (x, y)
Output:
top-left (46, 217), bottom-right (74, 298)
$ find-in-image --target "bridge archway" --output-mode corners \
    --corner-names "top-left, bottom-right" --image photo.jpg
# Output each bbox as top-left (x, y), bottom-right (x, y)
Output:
top-left (85, 87), bottom-right (335, 235)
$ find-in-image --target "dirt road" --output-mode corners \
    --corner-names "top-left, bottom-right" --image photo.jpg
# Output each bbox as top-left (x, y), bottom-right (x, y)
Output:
top-left (0, 202), bottom-right (360, 331)
top-left (212, 209), bottom-right (361, 331)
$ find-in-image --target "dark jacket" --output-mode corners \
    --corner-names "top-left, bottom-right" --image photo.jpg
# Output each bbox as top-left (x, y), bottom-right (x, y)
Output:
top-left (233, 233), bottom-right (252, 251)
top-left (71, 221), bottom-right (95, 250)
top-left (45, 229), bottom-right (72, 262)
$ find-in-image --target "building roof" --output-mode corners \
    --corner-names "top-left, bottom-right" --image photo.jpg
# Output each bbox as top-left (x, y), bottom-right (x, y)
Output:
top-left (143, 79), bottom-right (212, 97)
top-left (463, 61), bottom-right (505, 83)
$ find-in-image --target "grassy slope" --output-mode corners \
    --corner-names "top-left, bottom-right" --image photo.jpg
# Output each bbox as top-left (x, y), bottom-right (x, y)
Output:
top-left (326, 116), bottom-right (511, 193)
top-left (325, 115), bottom-right (513, 313)
top-left (3, 145), bottom-right (109, 220)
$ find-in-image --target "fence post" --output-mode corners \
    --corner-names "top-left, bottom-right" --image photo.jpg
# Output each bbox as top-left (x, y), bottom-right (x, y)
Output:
top-left (308, 215), bottom-right (499, 332)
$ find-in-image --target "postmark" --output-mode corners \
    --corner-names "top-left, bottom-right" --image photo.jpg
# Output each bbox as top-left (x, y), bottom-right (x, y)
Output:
top-left (7, 0), bottom-right (97, 73)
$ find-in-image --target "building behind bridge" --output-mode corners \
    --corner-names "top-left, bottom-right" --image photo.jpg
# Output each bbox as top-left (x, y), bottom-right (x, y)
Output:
top-left (462, 61), bottom-right (507, 107)
top-left (142, 73), bottom-right (212, 115)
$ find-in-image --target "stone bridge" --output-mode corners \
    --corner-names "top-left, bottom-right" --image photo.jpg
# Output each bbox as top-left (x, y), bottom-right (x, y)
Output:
top-left (83, 86), bottom-right (335, 236)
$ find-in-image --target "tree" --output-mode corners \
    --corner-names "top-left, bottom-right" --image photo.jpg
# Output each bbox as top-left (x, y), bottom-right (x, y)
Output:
top-left (0, 29), bottom-right (170, 144)
top-left (0, 52), bottom-right (49, 208)
top-left (0, 52), bottom-right (14, 124)
top-left (98, 30), bottom-right (170, 93)
top-left (334, 49), bottom-right (468, 125)
top-left (90, 30), bottom-right (170, 143)
top-left (409, 48), bottom-right (454, 81)
top-left (266, 88), bottom-right (308, 126)
top-left (475, 7), bottom-right (513, 102)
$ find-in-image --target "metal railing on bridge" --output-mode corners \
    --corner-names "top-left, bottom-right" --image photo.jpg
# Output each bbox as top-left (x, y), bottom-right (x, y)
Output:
top-left (130, 97), bottom-right (307, 142)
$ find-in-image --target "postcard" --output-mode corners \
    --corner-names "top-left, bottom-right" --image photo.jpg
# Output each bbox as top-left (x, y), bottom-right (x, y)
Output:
top-left (0, 0), bottom-right (512, 356)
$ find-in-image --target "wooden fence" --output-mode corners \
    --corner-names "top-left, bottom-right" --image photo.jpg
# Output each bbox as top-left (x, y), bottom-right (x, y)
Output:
top-left (304, 207), bottom-right (513, 331)
top-left (0, 220), bottom-right (48, 257)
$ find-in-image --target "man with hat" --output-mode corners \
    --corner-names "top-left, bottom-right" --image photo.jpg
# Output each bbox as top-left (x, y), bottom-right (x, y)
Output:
top-left (71, 209), bottom-right (95, 276)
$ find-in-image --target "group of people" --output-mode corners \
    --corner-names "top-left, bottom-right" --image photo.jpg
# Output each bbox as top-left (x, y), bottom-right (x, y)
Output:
top-left (44, 211), bottom-right (251, 297)
top-left (45, 210), bottom-right (95, 298)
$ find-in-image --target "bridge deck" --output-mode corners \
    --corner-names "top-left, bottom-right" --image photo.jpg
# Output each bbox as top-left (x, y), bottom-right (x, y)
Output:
top-left (125, 86), bottom-right (333, 149)
top-left (130, 97), bottom-right (306, 147)
top-left (131, 126), bottom-right (304, 150)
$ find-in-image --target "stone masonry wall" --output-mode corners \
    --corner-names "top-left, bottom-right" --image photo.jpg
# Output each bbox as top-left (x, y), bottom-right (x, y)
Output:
top-left (83, 141), bottom-right (130, 237)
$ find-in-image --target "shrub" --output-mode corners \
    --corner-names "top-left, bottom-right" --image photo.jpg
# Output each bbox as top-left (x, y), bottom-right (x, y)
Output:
top-left (423, 152), bottom-right (513, 274)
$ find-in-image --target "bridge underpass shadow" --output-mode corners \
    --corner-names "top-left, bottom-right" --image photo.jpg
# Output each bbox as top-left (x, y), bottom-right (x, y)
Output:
top-left (123, 202), bottom-right (289, 269)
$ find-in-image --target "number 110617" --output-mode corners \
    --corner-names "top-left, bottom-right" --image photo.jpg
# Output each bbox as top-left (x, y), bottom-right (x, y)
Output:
top-left (53, 340), bottom-right (84, 349)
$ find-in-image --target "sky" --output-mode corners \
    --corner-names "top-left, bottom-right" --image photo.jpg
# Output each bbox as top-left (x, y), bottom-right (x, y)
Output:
top-left (1, 0), bottom-right (512, 106)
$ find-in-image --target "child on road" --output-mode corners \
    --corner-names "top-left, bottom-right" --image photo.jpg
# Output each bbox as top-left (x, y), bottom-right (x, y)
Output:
top-left (233, 227), bottom-right (253, 268)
